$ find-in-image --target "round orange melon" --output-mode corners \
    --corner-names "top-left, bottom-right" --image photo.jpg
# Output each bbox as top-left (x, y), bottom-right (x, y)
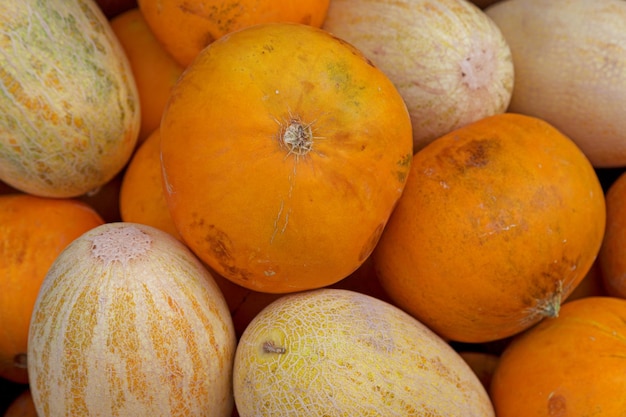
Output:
top-left (0, 194), bottom-right (104, 384)
top-left (491, 296), bottom-right (626, 416)
top-left (373, 113), bottom-right (606, 343)
top-left (137, 0), bottom-right (331, 67)
top-left (160, 23), bottom-right (413, 293)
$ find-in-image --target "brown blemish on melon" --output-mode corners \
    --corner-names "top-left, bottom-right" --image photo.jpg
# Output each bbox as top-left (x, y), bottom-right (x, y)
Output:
top-left (396, 152), bottom-right (412, 183)
top-left (204, 225), bottom-right (233, 262)
top-left (459, 44), bottom-right (496, 91)
top-left (203, 224), bottom-right (253, 282)
top-left (177, 1), bottom-right (242, 37)
top-left (523, 254), bottom-right (582, 321)
top-left (438, 138), bottom-right (499, 173)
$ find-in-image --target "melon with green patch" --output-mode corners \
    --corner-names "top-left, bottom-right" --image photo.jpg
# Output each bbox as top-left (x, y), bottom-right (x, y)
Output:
top-left (0, 0), bottom-right (140, 197)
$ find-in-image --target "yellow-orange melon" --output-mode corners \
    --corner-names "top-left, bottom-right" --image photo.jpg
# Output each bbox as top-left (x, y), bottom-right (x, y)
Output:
top-left (233, 288), bottom-right (495, 416)
top-left (0, 194), bottom-right (104, 384)
top-left (0, 0), bottom-right (140, 197)
top-left (373, 113), bottom-right (606, 343)
top-left (159, 23), bottom-right (413, 294)
top-left (491, 296), bottom-right (626, 416)
top-left (27, 222), bottom-right (236, 416)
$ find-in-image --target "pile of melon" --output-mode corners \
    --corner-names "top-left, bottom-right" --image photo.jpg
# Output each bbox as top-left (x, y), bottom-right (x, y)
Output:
top-left (2, 0), bottom-right (626, 416)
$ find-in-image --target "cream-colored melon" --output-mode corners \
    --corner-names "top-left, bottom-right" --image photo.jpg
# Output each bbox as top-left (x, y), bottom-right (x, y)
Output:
top-left (486, 0), bottom-right (626, 167)
top-left (27, 223), bottom-right (236, 417)
top-left (323, 0), bottom-right (514, 152)
top-left (233, 288), bottom-right (495, 416)
top-left (0, 0), bottom-right (140, 197)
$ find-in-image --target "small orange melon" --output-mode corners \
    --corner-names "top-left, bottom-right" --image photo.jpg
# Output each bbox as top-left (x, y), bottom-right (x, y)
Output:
top-left (598, 170), bottom-right (626, 297)
top-left (119, 128), bottom-right (181, 239)
top-left (110, 8), bottom-right (185, 144)
top-left (137, 0), bottom-right (331, 67)
top-left (490, 296), bottom-right (626, 416)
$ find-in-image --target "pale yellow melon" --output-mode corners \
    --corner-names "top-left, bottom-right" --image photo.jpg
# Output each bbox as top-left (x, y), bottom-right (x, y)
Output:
top-left (233, 288), bottom-right (495, 416)
top-left (486, 0), bottom-right (626, 167)
top-left (0, 0), bottom-right (140, 197)
top-left (27, 223), bottom-right (236, 417)
top-left (323, 0), bottom-right (514, 152)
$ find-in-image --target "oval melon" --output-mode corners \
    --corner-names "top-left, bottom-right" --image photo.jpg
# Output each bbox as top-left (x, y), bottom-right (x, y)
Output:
top-left (27, 223), bottom-right (236, 417)
top-left (233, 288), bottom-right (495, 416)
top-left (323, 0), bottom-right (514, 152)
top-left (0, 0), bottom-right (140, 197)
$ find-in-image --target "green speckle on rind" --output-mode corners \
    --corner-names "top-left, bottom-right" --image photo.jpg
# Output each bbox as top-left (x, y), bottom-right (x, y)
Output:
top-left (0, 0), bottom-right (140, 197)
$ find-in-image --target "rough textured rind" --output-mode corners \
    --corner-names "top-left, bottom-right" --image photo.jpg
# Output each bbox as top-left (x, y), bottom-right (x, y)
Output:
top-left (0, 0), bottom-right (140, 197)
top-left (27, 223), bottom-right (236, 417)
top-left (233, 288), bottom-right (495, 416)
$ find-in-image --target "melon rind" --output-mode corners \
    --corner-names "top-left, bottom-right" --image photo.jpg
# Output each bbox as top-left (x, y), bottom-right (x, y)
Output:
top-left (0, 0), bottom-right (140, 197)
top-left (27, 223), bottom-right (236, 417)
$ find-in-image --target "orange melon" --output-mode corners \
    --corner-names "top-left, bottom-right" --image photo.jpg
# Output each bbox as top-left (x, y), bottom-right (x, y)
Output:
top-left (491, 296), bottom-right (626, 416)
top-left (0, 194), bottom-right (104, 384)
top-left (373, 113), bottom-right (606, 343)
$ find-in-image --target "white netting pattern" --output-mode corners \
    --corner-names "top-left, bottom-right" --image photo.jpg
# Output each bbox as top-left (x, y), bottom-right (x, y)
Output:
top-left (90, 225), bottom-right (153, 266)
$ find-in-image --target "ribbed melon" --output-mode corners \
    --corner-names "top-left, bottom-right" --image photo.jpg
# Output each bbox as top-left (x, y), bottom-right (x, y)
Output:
top-left (322, 0), bottom-right (514, 152)
top-left (0, 0), bottom-right (140, 197)
top-left (27, 223), bottom-right (236, 417)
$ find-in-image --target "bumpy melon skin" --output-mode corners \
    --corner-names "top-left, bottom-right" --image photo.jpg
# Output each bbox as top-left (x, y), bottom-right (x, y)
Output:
top-left (234, 288), bottom-right (495, 416)
top-left (0, 0), bottom-right (140, 197)
top-left (27, 223), bottom-right (236, 417)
